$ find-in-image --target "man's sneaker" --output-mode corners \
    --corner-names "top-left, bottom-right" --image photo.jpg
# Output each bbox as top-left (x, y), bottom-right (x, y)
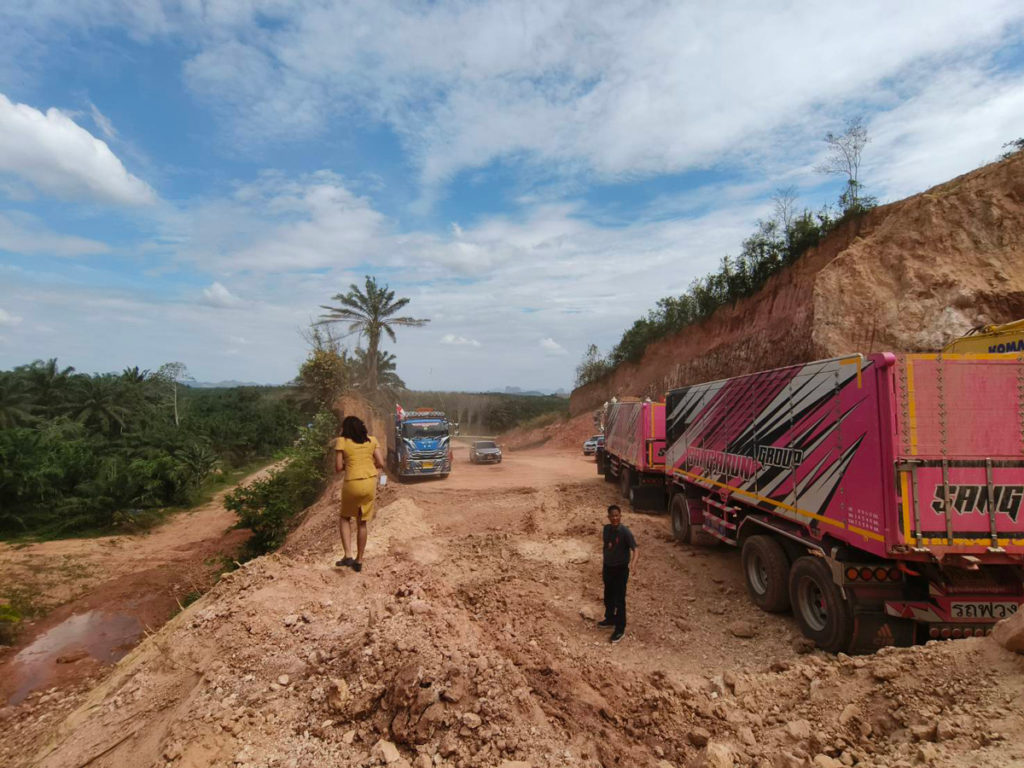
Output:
top-left (336, 557), bottom-right (353, 567)
top-left (610, 630), bottom-right (624, 643)
top-left (597, 619), bottom-right (615, 627)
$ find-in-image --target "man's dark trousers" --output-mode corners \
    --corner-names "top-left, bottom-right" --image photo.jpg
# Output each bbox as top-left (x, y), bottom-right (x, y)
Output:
top-left (603, 564), bottom-right (629, 631)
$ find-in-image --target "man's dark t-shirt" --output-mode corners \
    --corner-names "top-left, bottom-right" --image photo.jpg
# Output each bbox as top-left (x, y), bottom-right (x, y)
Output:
top-left (603, 524), bottom-right (637, 567)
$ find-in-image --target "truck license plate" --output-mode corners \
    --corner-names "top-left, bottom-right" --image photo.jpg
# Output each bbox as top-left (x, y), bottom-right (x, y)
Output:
top-left (421, 461), bottom-right (434, 469)
top-left (950, 601), bottom-right (1019, 620)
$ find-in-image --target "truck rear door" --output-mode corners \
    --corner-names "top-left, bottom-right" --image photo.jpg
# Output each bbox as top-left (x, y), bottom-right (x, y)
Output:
top-left (894, 354), bottom-right (1024, 552)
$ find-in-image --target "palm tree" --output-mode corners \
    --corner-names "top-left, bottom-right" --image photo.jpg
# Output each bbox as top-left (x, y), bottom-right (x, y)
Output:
top-left (19, 358), bottom-right (75, 415)
top-left (63, 375), bottom-right (129, 436)
top-left (353, 347), bottom-right (406, 391)
top-left (0, 374), bottom-right (36, 428)
top-left (121, 366), bottom-right (151, 384)
top-left (318, 275), bottom-right (428, 392)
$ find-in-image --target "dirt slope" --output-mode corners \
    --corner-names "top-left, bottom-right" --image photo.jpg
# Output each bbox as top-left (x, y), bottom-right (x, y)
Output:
top-left (499, 412), bottom-right (598, 452)
top-left (0, 463), bottom-right (279, 707)
top-left (571, 152), bottom-right (1024, 413)
top-left (10, 445), bottom-right (1024, 768)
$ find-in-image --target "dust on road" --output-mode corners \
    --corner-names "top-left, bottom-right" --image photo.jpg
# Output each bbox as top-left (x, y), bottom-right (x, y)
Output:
top-left (4, 447), bottom-right (1024, 768)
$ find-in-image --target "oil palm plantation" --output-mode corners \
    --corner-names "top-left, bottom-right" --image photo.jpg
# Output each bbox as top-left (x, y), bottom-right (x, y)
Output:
top-left (318, 276), bottom-right (428, 392)
top-left (21, 358), bottom-right (76, 416)
top-left (63, 375), bottom-right (129, 436)
top-left (0, 374), bottom-right (36, 428)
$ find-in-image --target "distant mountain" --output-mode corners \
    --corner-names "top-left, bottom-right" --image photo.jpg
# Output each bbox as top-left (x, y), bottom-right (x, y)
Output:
top-left (191, 380), bottom-right (277, 389)
top-left (503, 386), bottom-right (564, 397)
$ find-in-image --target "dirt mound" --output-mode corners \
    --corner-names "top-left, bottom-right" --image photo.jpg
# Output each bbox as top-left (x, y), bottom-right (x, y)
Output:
top-left (571, 152), bottom-right (1024, 413)
top-left (15, 462), bottom-right (1024, 768)
top-left (501, 411), bottom-right (597, 452)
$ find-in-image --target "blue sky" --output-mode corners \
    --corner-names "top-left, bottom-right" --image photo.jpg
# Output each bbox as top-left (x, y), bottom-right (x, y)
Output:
top-left (1, 2), bottom-right (1024, 391)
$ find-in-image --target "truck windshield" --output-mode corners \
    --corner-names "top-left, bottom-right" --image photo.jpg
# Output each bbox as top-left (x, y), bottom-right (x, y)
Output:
top-left (402, 422), bottom-right (448, 438)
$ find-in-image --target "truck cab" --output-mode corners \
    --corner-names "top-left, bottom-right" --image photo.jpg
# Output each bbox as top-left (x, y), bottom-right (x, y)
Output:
top-left (389, 409), bottom-right (452, 478)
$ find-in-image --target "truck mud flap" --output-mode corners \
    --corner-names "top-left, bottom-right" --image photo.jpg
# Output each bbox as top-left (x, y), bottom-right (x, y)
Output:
top-left (847, 613), bottom-right (915, 654)
top-left (629, 485), bottom-right (666, 513)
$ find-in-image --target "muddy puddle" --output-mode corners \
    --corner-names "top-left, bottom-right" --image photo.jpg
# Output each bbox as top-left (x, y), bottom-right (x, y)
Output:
top-left (6, 610), bottom-right (142, 704)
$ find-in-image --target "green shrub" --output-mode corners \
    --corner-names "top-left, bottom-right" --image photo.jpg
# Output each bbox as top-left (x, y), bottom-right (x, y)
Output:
top-left (0, 602), bottom-right (21, 646)
top-left (224, 410), bottom-right (338, 556)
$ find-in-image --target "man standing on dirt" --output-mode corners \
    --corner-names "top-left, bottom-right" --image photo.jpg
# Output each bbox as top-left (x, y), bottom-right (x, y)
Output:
top-left (600, 504), bottom-right (637, 643)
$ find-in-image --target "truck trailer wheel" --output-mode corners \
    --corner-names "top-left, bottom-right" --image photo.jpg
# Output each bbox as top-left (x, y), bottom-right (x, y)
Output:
top-left (741, 535), bottom-right (791, 612)
top-left (619, 467), bottom-right (632, 499)
top-left (670, 493), bottom-right (691, 542)
top-left (788, 556), bottom-right (852, 653)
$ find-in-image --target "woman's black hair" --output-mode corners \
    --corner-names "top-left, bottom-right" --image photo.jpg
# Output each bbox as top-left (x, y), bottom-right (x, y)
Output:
top-left (341, 415), bottom-right (369, 444)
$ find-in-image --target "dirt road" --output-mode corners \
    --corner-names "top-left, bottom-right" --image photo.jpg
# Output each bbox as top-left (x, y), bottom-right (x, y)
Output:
top-left (0, 463), bottom-right (279, 707)
top-left (4, 446), bottom-right (1024, 768)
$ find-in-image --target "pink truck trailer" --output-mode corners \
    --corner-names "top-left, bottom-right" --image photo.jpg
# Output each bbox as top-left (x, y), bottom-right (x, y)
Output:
top-left (665, 353), bottom-right (1024, 653)
top-left (598, 399), bottom-right (667, 511)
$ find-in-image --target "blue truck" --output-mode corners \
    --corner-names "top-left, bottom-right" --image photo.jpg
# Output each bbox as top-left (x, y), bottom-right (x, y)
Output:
top-left (388, 407), bottom-right (452, 479)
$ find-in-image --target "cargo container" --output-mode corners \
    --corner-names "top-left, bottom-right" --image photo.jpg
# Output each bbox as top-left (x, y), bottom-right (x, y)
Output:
top-left (664, 353), bottom-right (1024, 652)
top-left (598, 399), bottom-right (666, 510)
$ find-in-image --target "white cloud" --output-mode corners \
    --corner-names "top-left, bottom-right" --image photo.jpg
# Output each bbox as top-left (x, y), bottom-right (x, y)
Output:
top-left (4, 5), bottom-right (1024, 390)
top-left (863, 65), bottom-right (1024, 200)
top-left (539, 337), bottom-right (567, 355)
top-left (130, 170), bottom-right (764, 389)
top-left (0, 92), bottom-right (155, 205)
top-left (169, 171), bottom-right (386, 273)
top-left (441, 333), bottom-right (481, 347)
top-left (88, 101), bottom-right (117, 140)
top-left (201, 281), bottom-right (242, 308)
top-left (159, 2), bottom-right (1024, 191)
top-left (0, 308), bottom-right (23, 327)
top-left (0, 212), bottom-right (110, 256)
top-left (0, 170), bottom-right (755, 389)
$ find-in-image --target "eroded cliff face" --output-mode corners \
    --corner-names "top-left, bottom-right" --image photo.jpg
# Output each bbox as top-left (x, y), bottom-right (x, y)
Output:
top-left (570, 153), bottom-right (1024, 416)
top-left (812, 156), bottom-right (1024, 356)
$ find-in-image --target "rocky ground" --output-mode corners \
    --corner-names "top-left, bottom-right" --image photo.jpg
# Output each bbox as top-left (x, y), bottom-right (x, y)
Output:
top-left (3, 445), bottom-right (1024, 768)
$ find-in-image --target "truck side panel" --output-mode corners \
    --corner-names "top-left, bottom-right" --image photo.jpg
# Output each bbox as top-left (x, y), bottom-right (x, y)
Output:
top-left (666, 355), bottom-right (891, 556)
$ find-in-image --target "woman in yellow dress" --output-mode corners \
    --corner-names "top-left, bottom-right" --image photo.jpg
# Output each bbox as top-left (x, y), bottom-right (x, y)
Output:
top-left (334, 416), bottom-right (385, 572)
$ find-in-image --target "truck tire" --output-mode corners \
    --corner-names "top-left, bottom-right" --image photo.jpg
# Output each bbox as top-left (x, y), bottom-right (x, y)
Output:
top-left (670, 493), bottom-right (691, 543)
top-left (603, 461), bottom-right (614, 482)
top-left (595, 450), bottom-right (604, 475)
top-left (788, 556), bottom-right (852, 653)
top-left (741, 535), bottom-right (791, 613)
top-left (619, 467), bottom-right (632, 499)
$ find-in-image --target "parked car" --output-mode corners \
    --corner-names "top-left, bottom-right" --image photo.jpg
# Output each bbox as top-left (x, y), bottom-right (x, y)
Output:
top-left (469, 440), bottom-right (503, 464)
top-left (583, 434), bottom-right (604, 455)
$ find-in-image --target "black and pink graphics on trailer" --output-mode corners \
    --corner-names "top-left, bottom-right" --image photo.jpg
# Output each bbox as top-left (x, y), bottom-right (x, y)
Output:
top-left (665, 353), bottom-right (1024, 555)
top-left (666, 356), bottom-right (879, 546)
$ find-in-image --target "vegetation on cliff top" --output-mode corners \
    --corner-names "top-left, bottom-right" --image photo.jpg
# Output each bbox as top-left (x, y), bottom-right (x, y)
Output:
top-left (576, 120), bottom-right (878, 388)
